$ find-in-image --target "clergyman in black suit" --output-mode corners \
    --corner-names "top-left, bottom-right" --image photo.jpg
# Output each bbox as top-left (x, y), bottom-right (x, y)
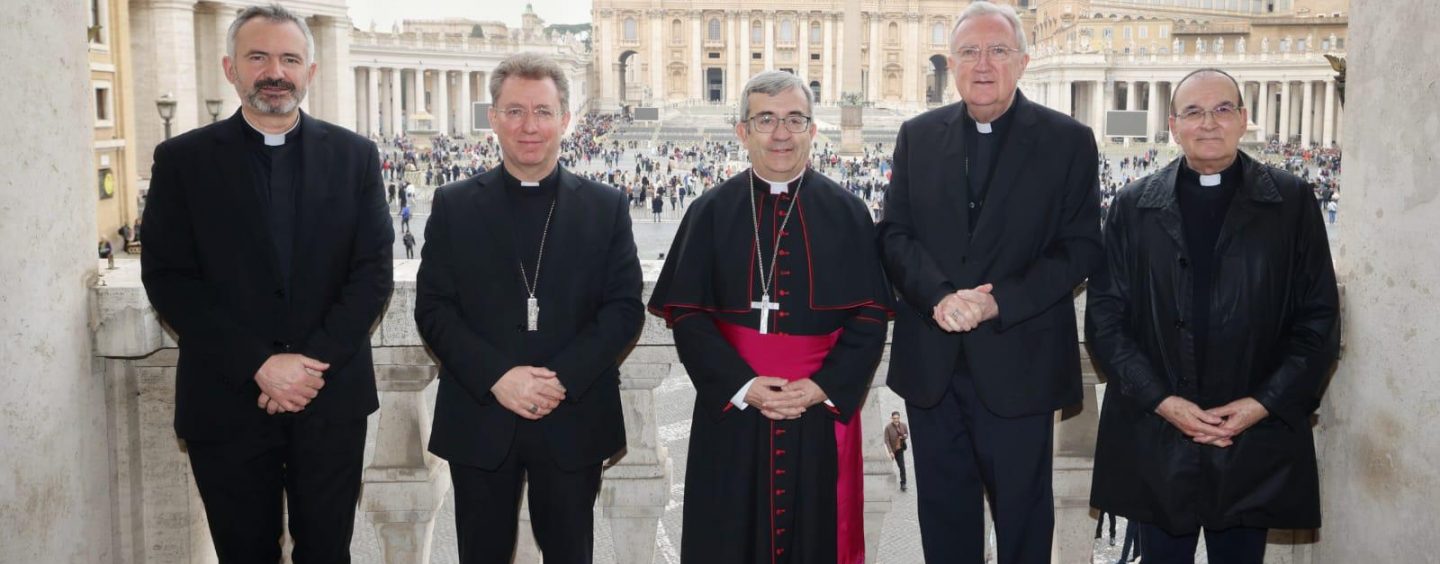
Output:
top-left (414, 52), bottom-right (644, 564)
top-left (140, 5), bottom-right (393, 562)
top-left (877, 2), bottom-right (1102, 563)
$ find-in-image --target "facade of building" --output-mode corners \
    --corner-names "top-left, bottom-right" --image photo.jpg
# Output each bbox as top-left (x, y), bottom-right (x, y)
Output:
top-left (589, 0), bottom-right (1345, 146)
top-left (127, 0), bottom-right (354, 182)
top-left (91, 0), bottom-right (141, 250)
top-left (348, 6), bottom-right (592, 139)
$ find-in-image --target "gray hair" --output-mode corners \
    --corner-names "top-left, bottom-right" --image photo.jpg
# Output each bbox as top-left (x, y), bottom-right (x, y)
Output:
top-left (227, 4), bottom-right (316, 63)
top-left (950, 1), bottom-right (1028, 54)
top-left (740, 70), bottom-right (814, 121)
top-left (489, 52), bottom-right (571, 112)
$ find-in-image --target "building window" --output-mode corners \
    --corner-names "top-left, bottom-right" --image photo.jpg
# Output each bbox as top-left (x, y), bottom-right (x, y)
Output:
top-left (752, 20), bottom-right (763, 44)
top-left (811, 53), bottom-right (820, 61)
top-left (780, 19), bottom-right (794, 43)
top-left (931, 23), bottom-right (946, 46)
top-left (93, 82), bottom-right (113, 127)
top-left (708, 18), bottom-right (721, 41)
top-left (708, 52), bottom-right (721, 59)
top-left (87, 0), bottom-right (109, 46)
top-left (1103, 28), bottom-right (1114, 41)
top-left (672, 19), bottom-right (683, 44)
top-left (753, 52), bottom-right (762, 60)
top-left (1139, 26), bottom-right (1148, 39)
top-left (623, 17), bottom-right (638, 42)
top-left (1160, 26), bottom-right (1169, 38)
top-left (810, 22), bottom-right (822, 45)
top-left (1123, 27), bottom-right (1132, 41)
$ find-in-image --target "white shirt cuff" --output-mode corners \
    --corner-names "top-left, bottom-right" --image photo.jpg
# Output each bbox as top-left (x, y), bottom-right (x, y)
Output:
top-left (731, 378), bottom-right (757, 410)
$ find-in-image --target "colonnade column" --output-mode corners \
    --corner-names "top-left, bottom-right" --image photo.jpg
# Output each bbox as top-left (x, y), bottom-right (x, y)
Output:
top-left (867, 16), bottom-right (880, 101)
top-left (739, 10), bottom-right (751, 98)
top-left (649, 11), bottom-right (663, 103)
top-left (1091, 80), bottom-right (1105, 142)
top-left (903, 14), bottom-right (920, 107)
top-left (389, 68), bottom-right (403, 136)
top-left (1279, 80), bottom-right (1291, 143)
top-left (728, 13), bottom-right (740, 103)
top-left (691, 12), bottom-right (703, 101)
top-left (1147, 80), bottom-right (1161, 141)
top-left (458, 71), bottom-right (472, 137)
top-left (764, 13), bottom-right (775, 71)
top-left (1322, 78), bottom-right (1337, 147)
top-left (798, 16), bottom-right (811, 86)
top-left (1300, 80), bottom-right (1314, 147)
top-left (823, 15), bottom-right (835, 103)
top-left (367, 67), bottom-right (380, 137)
top-left (1256, 80), bottom-right (1271, 142)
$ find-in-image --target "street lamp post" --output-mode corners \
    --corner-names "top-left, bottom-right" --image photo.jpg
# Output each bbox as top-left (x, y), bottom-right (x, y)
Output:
top-left (205, 98), bottom-right (222, 123)
top-left (156, 93), bottom-right (177, 140)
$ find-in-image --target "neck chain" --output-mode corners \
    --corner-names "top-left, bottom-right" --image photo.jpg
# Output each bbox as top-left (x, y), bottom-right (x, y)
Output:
top-left (519, 198), bottom-right (557, 331)
top-left (749, 169), bottom-right (804, 308)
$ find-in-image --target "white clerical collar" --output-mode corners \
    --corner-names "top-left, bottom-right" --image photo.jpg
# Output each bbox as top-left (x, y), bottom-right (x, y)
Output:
top-left (976, 121), bottom-right (994, 134)
top-left (242, 112), bottom-right (301, 146)
top-left (755, 170), bottom-right (805, 194)
top-left (1199, 173), bottom-right (1222, 187)
top-left (521, 181), bottom-right (540, 187)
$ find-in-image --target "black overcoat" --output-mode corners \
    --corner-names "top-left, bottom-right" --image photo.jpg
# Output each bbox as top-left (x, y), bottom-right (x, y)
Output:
top-left (1085, 152), bottom-right (1340, 534)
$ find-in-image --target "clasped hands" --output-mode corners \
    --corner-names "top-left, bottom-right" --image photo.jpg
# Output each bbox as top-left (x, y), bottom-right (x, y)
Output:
top-left (1155, 396), bottom-right (1270, 448)
top-left (254, 353), bottom-right (329, 414)
top-left (933, 283), bottom-right (998, 333)
top-left (491, 366), bottom-right (567, 421)
top-left (745, 376), bottom-right (828, 421)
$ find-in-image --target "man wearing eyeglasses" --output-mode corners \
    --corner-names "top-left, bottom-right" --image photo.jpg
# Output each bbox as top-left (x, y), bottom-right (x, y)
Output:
top-left (649, 70), bottom-right (891, 564)
top-left (878, 2), bottom-right (1102, 562)
top-left (1086, 68), bottom-right (1339, 563)
top-left (415, 52), bottom-right (644, 564)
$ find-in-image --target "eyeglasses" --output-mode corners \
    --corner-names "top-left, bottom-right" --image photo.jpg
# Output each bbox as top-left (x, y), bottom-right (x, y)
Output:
top-left (953, 45), bottom-right (1021, 65)
top-left (747, 113), bottom-right (813, 134)
top-left (1174, 103), bottom-right (1242, 124)
top-left (495, 106), bottom-right (560, 124)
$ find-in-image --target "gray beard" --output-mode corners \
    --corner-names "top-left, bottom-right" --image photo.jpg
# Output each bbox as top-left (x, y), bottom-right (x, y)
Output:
top-left (245, 87), bottom-right (305, 115)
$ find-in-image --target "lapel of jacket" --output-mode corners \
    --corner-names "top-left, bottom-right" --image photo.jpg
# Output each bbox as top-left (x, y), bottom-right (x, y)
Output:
top-left (1214, 151), bottom-right (1283, 257)
top-left (548, 167), bottom-right (582, 294)
top-left (1137, 158), bottom-right (1186, 253)
top-left (293, 112), bottom-right (330, 286)
top-left (971, 91), bottom-right (1039, 240)
top-left (471, 168), bottom-right (525, 296)
top-left (212, 110), bottom-right (283, 286)
top-left (938, 102), bottom-right (972, 243)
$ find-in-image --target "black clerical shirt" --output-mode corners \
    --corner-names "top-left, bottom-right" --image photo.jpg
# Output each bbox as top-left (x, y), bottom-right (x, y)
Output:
top-left (1175, 157), bottom-right (1241, 385)
top-left (501, 164), bottom-right (560, 294)
top-left (242, 115), bottom-right (303, 294)
top-left (961, 103), bottom-right (1016, 230)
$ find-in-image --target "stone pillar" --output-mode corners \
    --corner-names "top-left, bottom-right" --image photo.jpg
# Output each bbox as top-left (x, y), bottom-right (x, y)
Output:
top-left (728, 13), bottom-right (740, 103)
top-left (458, 71), bottom-right (472, 137)
top-left (868, 17), bottom-right (881, 102)
top-left (600, 360), bottom-right (672, 564)
top-left (1322, 78), bottom-right (1336, 147)
top-left (597, 10), bottom-right (615, 110)
top-left (1091, 80), bottom-right (1106, 142)
top-left (367, 67), bottom-right (381, 137)
top-left (823, 15), bottom-right (835, 103)
top-left (1058, 80), bottom-right (1073, 118)
top-left (1318, 3), bottom-right (1440, 561)
top-left (412, 68), bottom-right (424, 130)
top-left (132, 0), bottom-right (198, 176)
top-left (798, 16), bottom-right (811, 85)
top-left (649, 11), bottom-right (663, 103)
top-left (903, 15), bottom-right (920, 107)
top-left (691, 12), bottom-right (703, 101)
top-left (1257, 80), bottom-right (1272, 142)
top-left (439, 70), bottom-right (452, 136)
top-left (361, 348), bottom-right (449, 564)
top-left (390, 68), bottom-right (403, 136)
top-left (1300, 79), bottom-right (1314, 147)
top-left (1148, 79), bottom-right (1161, 141)
top-left (764, 12), bottom-right (776, 71)
top-left (1126, 81), bottom-right (1138, 110)
top-left (315, 15), bottom-right (356, 127)
top-left (0, 3), bottom-right (112, 560)
top-left (739, 11), bottom-right (751, 90)
top-left (1279, 80), bottom-right (1291, 143)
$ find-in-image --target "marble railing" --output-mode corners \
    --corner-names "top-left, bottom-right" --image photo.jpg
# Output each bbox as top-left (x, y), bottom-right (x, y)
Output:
top-left (92, 259), bottom-right (1113, 563)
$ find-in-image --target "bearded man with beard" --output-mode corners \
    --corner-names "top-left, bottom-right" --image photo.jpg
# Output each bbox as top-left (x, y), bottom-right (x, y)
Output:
top-left (140, 4), bottom-right (393, 562)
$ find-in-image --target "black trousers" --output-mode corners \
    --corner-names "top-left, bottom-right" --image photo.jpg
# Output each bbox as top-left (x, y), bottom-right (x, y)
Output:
top-left (892, 446), bottom-right (908, 486)
top-left (186, 414), bottom-right (368, 564)
top-left (450, 421), bottom-right (602, 564)
top-left (1138, 523), bottom-right (1268, 564)
top-left (907, 369), bottom-right (1055, 564)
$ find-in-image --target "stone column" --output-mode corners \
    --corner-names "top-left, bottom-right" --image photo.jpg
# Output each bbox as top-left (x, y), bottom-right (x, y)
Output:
top-left (390, 68), bottom-right (403, 136)
top-left (691, 12), bottom-right (703, 101)
top-left (458, 71), bottom-right (472, 137)
top-left (597, 10), bottom-right (615, 110)
top-left (739, 11), bottom-right (751, 89)
top-left (868, 17), bottom-right (881, 101)
top-left (600, 360), bottom-right (672, 564)
top-left (437, 70), bottom-right (450, 136)
top-left (1318, 4), bottom-right (1440, 562)
top-left (132, 0), bottom-right (198, 175)
top-left (1279, 80), bottom-right (1291, 143)
top-left (211, 4), bottom-right (240, 114)
top-left (1091, 80), bottom-right (1106, 142)
top-left (1257, 80), bottom-right (1271, 142)
top-left (823, 15), bottom-right (835, 103)
top-left (1148, 79), bottom-right (1161, 140)
top-left (0, 2), bottom-right (111, 560)
top-left (1126, 81), bottom-right (1138, 110)
top-left (764, 12), bottom-right (776, 71)
top-left (728, 13), bottom-right (740, 103)
top-left (798, 16), bottom-right (811, 85)
top-left (903, 14), bottom-right (920, 107)
top-left (367, 67), bottom-right (381, 137)
top-left (412, 68), bottom-right (425, 130)
top-left (649, 11), bottom-right (663, 103)
top-left (1300, 80), bottom-right (1314, 147)
top-left (1322, 78), bottom-right (1336, 147)
top-left (315, 15), bottom-right (356, 127)
top-left (361, 348), bottom-right (449, 564)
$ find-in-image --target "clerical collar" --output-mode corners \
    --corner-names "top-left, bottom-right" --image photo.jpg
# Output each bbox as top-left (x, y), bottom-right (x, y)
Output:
top-left (753, 169), bottom-right (806, 194)
top-left (241, 111), bottom-right (302, 147)
top-left (501, 164), bottom-right (560, 194)
top-left (1180, 156), bottom-right (1242, 188)
top-left (966, 101), bottom-right (1016, 136)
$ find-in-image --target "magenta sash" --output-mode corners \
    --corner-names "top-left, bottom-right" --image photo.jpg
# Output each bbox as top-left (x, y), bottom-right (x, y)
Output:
top-left (716, 320), bottom-right (865, 564)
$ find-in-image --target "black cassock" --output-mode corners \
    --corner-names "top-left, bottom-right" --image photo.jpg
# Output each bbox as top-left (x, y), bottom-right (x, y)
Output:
top-left (649, 168), bottom-right (891, 564)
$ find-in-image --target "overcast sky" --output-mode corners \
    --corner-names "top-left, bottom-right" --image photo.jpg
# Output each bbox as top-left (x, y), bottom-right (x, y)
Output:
top-left (348, 0), bottom-right (594, 31)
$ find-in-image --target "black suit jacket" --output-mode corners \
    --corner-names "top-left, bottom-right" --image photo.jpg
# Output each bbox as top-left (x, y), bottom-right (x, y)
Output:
top-left (416, 166), bottom-right (643, 471)
top-left (141, 110), bottom-right (394, 440)
top-left (879, 91), bottom-right (1102, 416)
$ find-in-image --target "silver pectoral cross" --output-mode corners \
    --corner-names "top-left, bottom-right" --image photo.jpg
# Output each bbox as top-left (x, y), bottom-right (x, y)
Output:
top-left (750, 293), bottom-right (781, 334)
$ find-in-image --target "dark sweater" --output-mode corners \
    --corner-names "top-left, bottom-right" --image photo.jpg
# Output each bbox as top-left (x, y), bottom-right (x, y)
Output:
top-left (1175, 157), bottom-right (1241, 384)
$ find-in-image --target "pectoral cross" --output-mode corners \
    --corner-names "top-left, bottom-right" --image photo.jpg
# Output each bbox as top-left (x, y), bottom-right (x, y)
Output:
top-left (750, 293), bottom-right (781, 334)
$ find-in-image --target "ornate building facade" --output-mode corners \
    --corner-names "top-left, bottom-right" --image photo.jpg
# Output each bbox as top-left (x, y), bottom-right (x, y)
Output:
top-left (91, 0), bottom-right (141, 250)
top-left (347, 6), bottom-right (591, 139)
